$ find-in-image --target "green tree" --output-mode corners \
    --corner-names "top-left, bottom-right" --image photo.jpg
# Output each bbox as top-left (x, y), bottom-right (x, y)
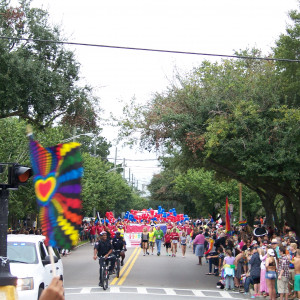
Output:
top-left (0, 0), bottom-right (97, 128)
top-left (119, 50), bottom-right (300, 233)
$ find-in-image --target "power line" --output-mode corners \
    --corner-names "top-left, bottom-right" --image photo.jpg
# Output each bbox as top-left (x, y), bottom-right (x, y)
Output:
top-left (0, 36), bottom-right (299, 63)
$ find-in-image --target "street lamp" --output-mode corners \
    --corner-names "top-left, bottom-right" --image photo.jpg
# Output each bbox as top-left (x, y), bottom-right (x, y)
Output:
top-left (61, 132), bottom-right (94, 143)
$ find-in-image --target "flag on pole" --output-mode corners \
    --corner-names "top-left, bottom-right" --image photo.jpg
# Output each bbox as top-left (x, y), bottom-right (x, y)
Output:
top-left (29, 134), bottom-right (83, 249)
top-left (225, 196), bottom-right (231, 233)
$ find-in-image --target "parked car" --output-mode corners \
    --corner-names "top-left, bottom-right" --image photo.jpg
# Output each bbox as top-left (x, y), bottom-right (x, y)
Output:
top-left (7, 234), bottom-right (63, 300)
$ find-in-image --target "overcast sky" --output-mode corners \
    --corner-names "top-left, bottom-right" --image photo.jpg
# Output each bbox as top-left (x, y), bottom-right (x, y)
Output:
top-left (31, 0), bottom-right (299, 190)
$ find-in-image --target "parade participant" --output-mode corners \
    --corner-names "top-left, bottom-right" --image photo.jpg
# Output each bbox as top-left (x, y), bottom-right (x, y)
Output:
top-left (117, 224), bottom-right (125, 238)
top-left (180, 231), bottom-right (187, 258)
top-left (141, 226), bottom-right (149, 256)
top-left (149, 226), bottom-right (156, 255)
top-left (112, 231), bottom-right (127, 266)
top-left (294, 249), bottom-right (300, 300)
top-left (258, 247), bottom-right (269, 297)
top-left (265, 248), bottom-right (278, 300)
top-left (93, 231), bottom-right (116, 286)
top-left (170, 227), bottom-right (180, 257)
top-left (89, 221), bottom-right (97, 245)
top-left (154, 226), bottom-right (164, 256)
top-left (277, 246), bottom-right (289, 300)
top-left (164, 229), bottom-right (172, 256)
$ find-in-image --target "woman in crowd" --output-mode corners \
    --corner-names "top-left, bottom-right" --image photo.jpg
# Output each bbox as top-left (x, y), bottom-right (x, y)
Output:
top-left (258, 247), bottom-right (269, 297)
top-left (265, 248), bottom-right (278, 300)
top-left (234, 245), bottom-right (247, 290)
top-left (193, 230), bottom-right (205, 265)
top-left (148, 226), bottom-right (156, 255)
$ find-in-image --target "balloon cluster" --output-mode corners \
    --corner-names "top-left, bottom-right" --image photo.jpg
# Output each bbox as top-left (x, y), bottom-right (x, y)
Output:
top-left (104, 211), bottom-right (115, 224)
top-left (123, 206), bottom-right (190, 224)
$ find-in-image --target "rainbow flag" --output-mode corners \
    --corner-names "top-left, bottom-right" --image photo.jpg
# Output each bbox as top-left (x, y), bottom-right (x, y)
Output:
top-left (225, 196), bottom-right (231, 233)
top-left (238, 220), bottom-right (247, 226)
top-left (29, 135), bottom-right (83, 249)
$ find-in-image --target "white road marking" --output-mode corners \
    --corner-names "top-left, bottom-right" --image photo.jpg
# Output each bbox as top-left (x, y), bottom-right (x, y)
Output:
top-left (164, 288), bottom-right (177, 295)
top-left (219, 290), bottom-right (234, 298)
top-left (80, 287), bottom-right (91, 294)
top-left (137, 287), bottom-right (148, 294)
top-left (192, 289), bottom-right (206, 297)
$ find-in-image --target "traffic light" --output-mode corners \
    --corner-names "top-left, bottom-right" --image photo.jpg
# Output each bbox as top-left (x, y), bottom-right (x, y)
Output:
top-left (8, 164), bottom-right (32, 189)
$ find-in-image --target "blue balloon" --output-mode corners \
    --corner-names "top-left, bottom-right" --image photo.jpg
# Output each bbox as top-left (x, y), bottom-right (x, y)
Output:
top-left (173, 213), bottom-right (177, 217)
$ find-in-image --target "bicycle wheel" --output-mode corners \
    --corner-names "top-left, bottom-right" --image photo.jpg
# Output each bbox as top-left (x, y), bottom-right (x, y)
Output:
top-left (99, 265), bottom-right (105, 288)
top-left (103, 267), bottom-right (109, 290)
top-left (116, 258), bottom-right (120, 278)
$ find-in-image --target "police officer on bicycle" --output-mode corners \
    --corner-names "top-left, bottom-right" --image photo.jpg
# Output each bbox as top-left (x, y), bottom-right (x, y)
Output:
top-left (112, 231), bottom-right (127, 266)
top-left (93, 231), bottom-right (116, 286)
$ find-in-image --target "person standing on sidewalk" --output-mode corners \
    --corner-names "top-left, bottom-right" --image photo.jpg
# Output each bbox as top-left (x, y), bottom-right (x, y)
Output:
top-left (154, 226), bottom-right (164, 256)
top-left (277, 246), bottom-right (290, 300)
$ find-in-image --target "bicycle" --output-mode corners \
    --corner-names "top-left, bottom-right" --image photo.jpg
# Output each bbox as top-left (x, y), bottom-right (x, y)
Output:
top-left (98, 256), bottom-right (112, 290)
top-left (114, 250), bottom-right (121, 278)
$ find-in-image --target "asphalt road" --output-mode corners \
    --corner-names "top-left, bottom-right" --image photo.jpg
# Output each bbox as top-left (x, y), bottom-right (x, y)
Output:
top-left (62, 243), bottom-right (248, 300)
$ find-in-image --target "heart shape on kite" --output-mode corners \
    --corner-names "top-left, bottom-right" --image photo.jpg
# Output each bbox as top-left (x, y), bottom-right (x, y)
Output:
top-left (35, 177), bottom-right (56, 203)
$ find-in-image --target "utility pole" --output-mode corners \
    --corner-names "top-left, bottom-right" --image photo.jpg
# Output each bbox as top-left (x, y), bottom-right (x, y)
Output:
top-left (123, 158), bottom-right (125, 179)
top-left (128, 168), bottom-right (131, 182)
top-left (114, 147), bottom-right (117, 169)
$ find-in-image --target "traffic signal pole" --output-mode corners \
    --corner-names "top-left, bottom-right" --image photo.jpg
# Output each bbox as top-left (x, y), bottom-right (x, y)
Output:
top-left (0, 187), bottom-right (17, 299)
top-left (0, 163), bottom-right (32, 299)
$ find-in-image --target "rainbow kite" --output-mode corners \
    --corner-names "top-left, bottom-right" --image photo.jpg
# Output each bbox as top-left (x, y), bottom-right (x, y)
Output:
top-left (225, 196), bottom-right (231, 233)
top-left (29, 135), bottom-right (83, 249)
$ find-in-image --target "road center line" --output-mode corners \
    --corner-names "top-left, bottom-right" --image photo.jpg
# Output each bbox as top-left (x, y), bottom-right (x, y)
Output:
top-left (117, 248), bottom-right (141, 285)
top-left (111, 247), bottom-right (139, 285)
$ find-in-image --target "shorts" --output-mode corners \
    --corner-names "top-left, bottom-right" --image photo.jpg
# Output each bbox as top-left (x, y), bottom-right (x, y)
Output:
top-left (181, 243), bottom-right (186, 246)
top-left (277, 276), bottom-right (289, 294)
top-left (142, 240), bottom-right (148, 243)
top-left (294, 274), bottom-right (300, 291)
top-left (265, 271), bottom-right (277, 280)
top-left (253, 276), bottom-right (260, 284)
top-left (90, 234), bottom-right (96, 240)
top-left (165, 242), bottom-right (171, 249)
top-left (172, 240), bottom-right (178, 244)
top-left (149, 242), bottom-right (154, 247)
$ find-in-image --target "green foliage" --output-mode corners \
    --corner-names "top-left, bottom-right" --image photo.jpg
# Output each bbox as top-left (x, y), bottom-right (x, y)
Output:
top-left (0, 0), bottom-right (97, 128)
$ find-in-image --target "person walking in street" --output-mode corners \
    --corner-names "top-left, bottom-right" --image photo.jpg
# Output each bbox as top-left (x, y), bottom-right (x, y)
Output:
top-left (154, 226), bottom-right (164, 256)
top-left (193, 230), bottom-right (205, 265)
top-left (149, 226), bottom-right (156, 255)
top-left (141, 227), bottom-right (149, 256)
top-left (180, 231), bottom-right (187, 258)
top-left (170, 227), bottom-right (180, 257)
top-left (164, 229), bottom-right (172, 256)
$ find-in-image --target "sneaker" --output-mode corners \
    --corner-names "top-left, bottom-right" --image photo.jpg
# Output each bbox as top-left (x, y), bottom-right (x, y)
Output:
top-left (243, 292), bottom-right (249, 295)
top-left (121, 261), bottom-right (124, 266)
top-left (182, 256), bottom-right (185, 258)
top-left (98, 282), bottom-right (103, 287)
top-left (157, 252), bottom-right (160, 256)
top-left (225, 288), bottom-right (228, 291)
top-left (143, 254), bottom-right (145, 256)
top-left (250, 296), bottom-right (255, 299)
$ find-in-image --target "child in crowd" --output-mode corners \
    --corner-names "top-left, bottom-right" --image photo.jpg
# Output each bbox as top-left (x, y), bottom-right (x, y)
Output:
top-left (223, 249), bottom-right (235, 291)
